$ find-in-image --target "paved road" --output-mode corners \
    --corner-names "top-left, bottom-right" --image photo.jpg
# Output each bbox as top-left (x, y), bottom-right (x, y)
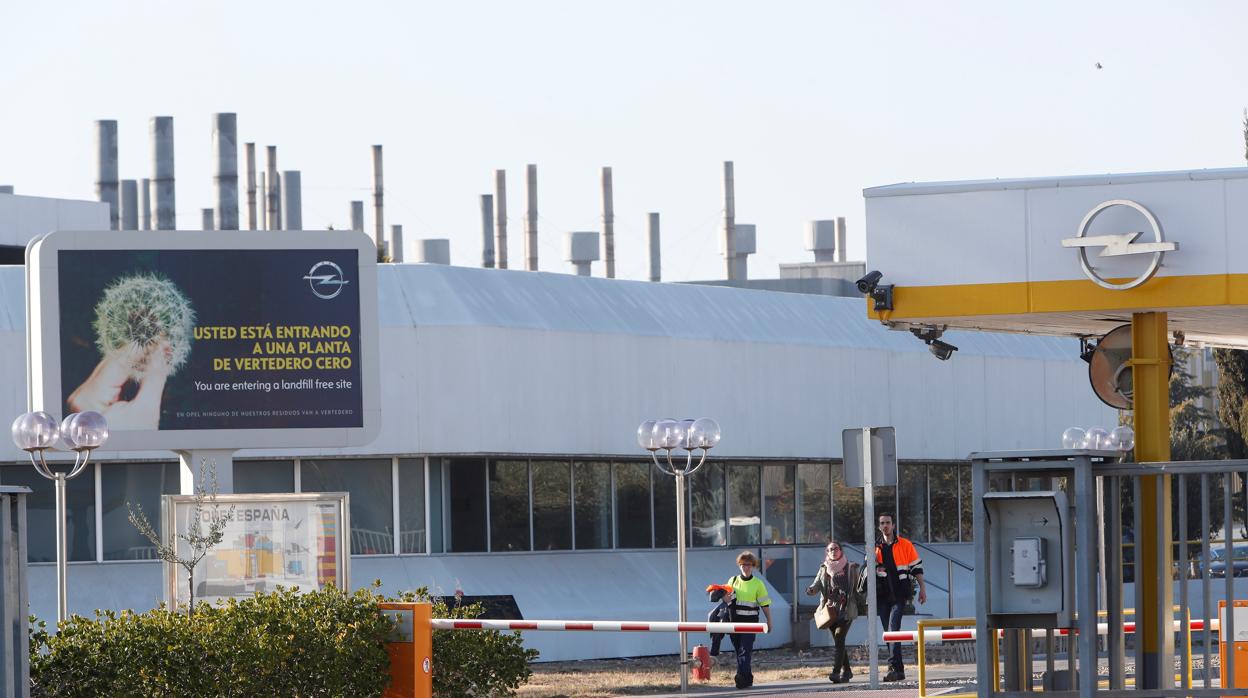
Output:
top-left (649, 665), bottom-right (978, 697)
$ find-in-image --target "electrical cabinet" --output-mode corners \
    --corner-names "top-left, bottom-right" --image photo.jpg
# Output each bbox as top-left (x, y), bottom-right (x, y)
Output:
top-left (983, 490), bottom-right (1074, 628)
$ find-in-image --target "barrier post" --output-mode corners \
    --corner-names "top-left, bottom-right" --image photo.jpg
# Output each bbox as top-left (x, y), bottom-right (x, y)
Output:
top-left (917, 619), bottom-right (928, 698)
top-left (381, 602), bottom-right (433, 698)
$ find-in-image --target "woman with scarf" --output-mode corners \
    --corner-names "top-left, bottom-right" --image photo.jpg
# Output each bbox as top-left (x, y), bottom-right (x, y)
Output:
top-left (805, 540), bottom-right (859, 683)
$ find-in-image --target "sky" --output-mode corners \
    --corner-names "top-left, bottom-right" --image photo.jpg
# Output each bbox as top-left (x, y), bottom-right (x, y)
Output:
top-left (1, 1), bottom-right (1246, 282)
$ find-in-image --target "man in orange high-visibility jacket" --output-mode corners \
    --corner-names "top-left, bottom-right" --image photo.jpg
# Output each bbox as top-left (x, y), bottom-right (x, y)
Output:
top-left (874, 512), bottom-right (926, 682)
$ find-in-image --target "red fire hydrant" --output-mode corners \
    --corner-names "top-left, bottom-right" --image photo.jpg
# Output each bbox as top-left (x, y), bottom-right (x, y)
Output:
top-left (691, 645), bottom-right (712, 681)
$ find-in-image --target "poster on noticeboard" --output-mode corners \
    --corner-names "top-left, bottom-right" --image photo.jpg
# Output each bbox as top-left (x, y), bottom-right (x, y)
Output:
top-left (162, 492), bottom-right (350, 610)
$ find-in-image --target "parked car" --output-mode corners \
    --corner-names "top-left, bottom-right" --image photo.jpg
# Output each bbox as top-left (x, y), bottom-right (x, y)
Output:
top-left (1189, 543), bottom-right (1248, 578)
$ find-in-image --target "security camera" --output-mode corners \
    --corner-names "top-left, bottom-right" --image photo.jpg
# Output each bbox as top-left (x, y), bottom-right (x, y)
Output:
top-left (910, 326), bottom-right (944, 343)
top-left (856, 270), bottom-right (883, 295)
top-left (928, 339), bottom-right (958, 361)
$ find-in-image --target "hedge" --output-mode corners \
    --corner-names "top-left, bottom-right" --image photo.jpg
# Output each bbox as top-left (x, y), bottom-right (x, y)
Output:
top-left (30, 584), bottom-right (537, 697)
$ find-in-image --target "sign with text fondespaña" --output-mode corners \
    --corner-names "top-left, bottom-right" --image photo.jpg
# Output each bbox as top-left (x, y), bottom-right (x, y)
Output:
top-left (162, 492), bottom-right (350, 611)
top-left (27, 230), bottom-right (380, 451)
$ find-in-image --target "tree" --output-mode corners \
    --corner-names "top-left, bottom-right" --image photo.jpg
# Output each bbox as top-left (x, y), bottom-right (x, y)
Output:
top-left (128, 459), bottom-right (234, 616)
top-left (1210, 110), bottom-right (1248, 459)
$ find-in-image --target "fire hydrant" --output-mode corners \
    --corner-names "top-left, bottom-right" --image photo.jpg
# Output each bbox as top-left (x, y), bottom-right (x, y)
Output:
top-left (691, 645), bottom-right (712, 681)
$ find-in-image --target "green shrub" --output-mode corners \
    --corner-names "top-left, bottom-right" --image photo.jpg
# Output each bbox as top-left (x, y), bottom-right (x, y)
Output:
top-left (398, 588), bottom-right (539, 697)
top-left (30, 584), bottom-right (538, 697)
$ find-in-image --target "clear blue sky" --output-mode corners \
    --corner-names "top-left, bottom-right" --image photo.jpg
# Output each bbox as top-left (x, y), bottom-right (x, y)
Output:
top-left (1, 1), bottom-right (1245, 281)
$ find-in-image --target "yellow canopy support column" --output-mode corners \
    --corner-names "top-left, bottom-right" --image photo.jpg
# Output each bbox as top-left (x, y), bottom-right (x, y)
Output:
top-left (1133, 311), bottom-right (1173, 690)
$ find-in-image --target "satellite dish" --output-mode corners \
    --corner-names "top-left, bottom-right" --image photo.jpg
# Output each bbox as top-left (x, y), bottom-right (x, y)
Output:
top-left (1086, 324), bottom-right (1173, 409)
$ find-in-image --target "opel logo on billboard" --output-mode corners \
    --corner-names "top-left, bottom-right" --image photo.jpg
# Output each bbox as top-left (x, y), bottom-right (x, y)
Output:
top-left (303, 261), bottom-right (349, 299)
top-left (1060, 199), bottom-right (1178, 291)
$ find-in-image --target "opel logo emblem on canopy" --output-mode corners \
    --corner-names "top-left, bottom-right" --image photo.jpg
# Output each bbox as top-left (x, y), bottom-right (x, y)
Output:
top-left (1060, 199), bottom-right (1177, 290)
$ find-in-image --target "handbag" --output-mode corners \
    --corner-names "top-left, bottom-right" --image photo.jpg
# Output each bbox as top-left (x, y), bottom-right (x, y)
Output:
top-left (814, 599), bottom-right (838, 629)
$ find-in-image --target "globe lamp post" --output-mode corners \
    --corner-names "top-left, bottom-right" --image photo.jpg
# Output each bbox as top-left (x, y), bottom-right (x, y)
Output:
top-left (10, 410), bottom-right (108, 622)
top-left (637, 417), bottom-right (721, 693)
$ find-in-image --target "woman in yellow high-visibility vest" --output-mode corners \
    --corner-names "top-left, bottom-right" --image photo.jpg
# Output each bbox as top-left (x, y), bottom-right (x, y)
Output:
top-left (724, 550), bottom-right (773, 690)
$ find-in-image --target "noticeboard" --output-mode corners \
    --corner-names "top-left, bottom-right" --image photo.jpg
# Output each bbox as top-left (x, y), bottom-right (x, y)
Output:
top-left (161, 492), bottom-right (350, 610)
top-left (26, 230), bottom-right (380, 451)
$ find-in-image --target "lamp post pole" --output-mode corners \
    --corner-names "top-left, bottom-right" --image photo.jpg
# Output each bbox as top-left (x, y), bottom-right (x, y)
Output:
top-left (11, 410), bottom-right (108, 623)
top-left (638, 417), bottom-right (722, 694)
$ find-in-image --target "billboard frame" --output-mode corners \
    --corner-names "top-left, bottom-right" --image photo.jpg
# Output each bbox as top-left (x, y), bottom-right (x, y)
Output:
top-left (160, 490), bottom-right (351, 611)
top-left (26, 229), bottom-right (381, 451)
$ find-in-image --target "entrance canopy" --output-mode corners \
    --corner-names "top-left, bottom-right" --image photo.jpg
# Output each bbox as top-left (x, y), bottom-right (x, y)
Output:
top-left (863, 167), bottom-right (1248, 347)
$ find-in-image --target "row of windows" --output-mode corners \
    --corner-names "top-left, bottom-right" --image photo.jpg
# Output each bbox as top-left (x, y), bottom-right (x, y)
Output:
top-left (0, 458), bottom-right (973, 563)
top-left (432, 459), bottom-right (973, 552)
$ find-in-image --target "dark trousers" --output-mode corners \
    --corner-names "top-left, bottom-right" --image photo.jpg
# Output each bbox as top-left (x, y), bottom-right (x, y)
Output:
top-left (829, 620), bottom-right (852, 676)
top-left (877, 600), bottom-right (905, 673)
top-left (730, 632), bottom-right (756, 683)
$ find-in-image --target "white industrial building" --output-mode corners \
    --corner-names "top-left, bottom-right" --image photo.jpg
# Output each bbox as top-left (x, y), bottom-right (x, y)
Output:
top-left (0, 189), bottom-right (1117, 661)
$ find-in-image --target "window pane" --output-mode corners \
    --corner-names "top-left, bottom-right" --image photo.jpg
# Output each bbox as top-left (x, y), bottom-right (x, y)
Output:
top-left (532, 461), bottom-right (571, 551)
top-left (929, 465), bottom-right (960, 543)
top-left (301, 458), bottom-right (393, 555)
top-left (959, 464), bottom-right (973, 542)
top-left (653, 471), bottom-right (677, 548)
top-left (873, 485), bottom-right (898, 539)
top-left (234, 460), bottom-right (294, 493)
top-left (762, 464), bottom-right (796, 544)
top-left (573, 461), bottom-right (611, 550)
top-left (399, 458), bottom-right (425, 553)
top-left (833, 463), bottom-right (864, 545)
top-left (489, 460), bottom-right (530, 551)
top-left (797, 463), bottom-right (831, 544)
top-left (615, 462), bottom-right (651, 548)
top-left (690, 462), bottom-right (725, 547)
top-left (2, 464), bottom-right (96, 562)
top-left (102, 462), bottom-right (179, 560)
top-left (898, 464), bottom-right (929, 543)
top-left (445, 458), bottom-right (484, 552)
top-left (727, 464), bottom-right (760, 546)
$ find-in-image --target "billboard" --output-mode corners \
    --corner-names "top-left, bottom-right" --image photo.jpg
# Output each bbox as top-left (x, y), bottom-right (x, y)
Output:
top-left (161, 492), bottom-right (350, 610)
top-left (27, 230), bottom-right (380, 450)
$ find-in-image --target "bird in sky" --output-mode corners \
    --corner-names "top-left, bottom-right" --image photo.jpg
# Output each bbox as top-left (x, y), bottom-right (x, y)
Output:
top-left (1095, 62), bottom-right (1103, 69)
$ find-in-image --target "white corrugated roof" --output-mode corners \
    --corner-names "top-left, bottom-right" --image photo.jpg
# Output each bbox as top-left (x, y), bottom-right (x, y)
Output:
top-left (378, 263), bottom-right (1078, 360)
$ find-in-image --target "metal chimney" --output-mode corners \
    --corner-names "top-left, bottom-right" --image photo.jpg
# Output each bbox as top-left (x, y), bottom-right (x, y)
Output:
top-left (212, 113), bottom-right (239, 230)
top-left (719, 223), bottom-right (755, 281)
top-left (525, 164), bottom-right (538, 271)
top-left (494, 169), bottom-right (508, 269)
top-left (245, 143), bottom-right (257, 230)
top-left (139, 178), bottom-right (151, 230)
top-left (282, 171), bottom-right (302, 230)
top-left (601, 166), bottom-right (615, 278)
top-left (807, 220), bottom-right (837, 262)
top-left (350, 201), bottom-right (364, 232)
top-left (95, 120), bottom-right (119, 230)
top-left (837, 216), bottom-right (847, 262)
top-left (722, 161), bottom-right (736, 280)
top-left (265, 146), bottom-right (279, 230)
top-left (647, 212), bottom-right (661, 282)
top-left (372, 145), bottom-right (384, 251)
top-left (480, 194), bottom-right (496, 268)
top-left (565, 231), bottom-right (599, 276)
top-left (413, 239), bottom-right (450, 265)
top-left (390, 225), bottom-right (404, 262)
top-left (151, 116), bottom-right (176, 230)
top-left (202, 208), bottom-right (215, 230)
top-left (119, 180), bottom-right (138, 230)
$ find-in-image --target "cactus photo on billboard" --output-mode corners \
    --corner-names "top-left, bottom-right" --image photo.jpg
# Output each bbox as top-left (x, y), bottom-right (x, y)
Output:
top-left (58, 248), bottom-right (364, 431)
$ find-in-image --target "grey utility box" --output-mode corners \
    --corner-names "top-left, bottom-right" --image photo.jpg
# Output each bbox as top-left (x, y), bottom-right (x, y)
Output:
top-left (983, 490), bottom-right (1075, 628)
top-left (0, 485), bottom-right (31, 698)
